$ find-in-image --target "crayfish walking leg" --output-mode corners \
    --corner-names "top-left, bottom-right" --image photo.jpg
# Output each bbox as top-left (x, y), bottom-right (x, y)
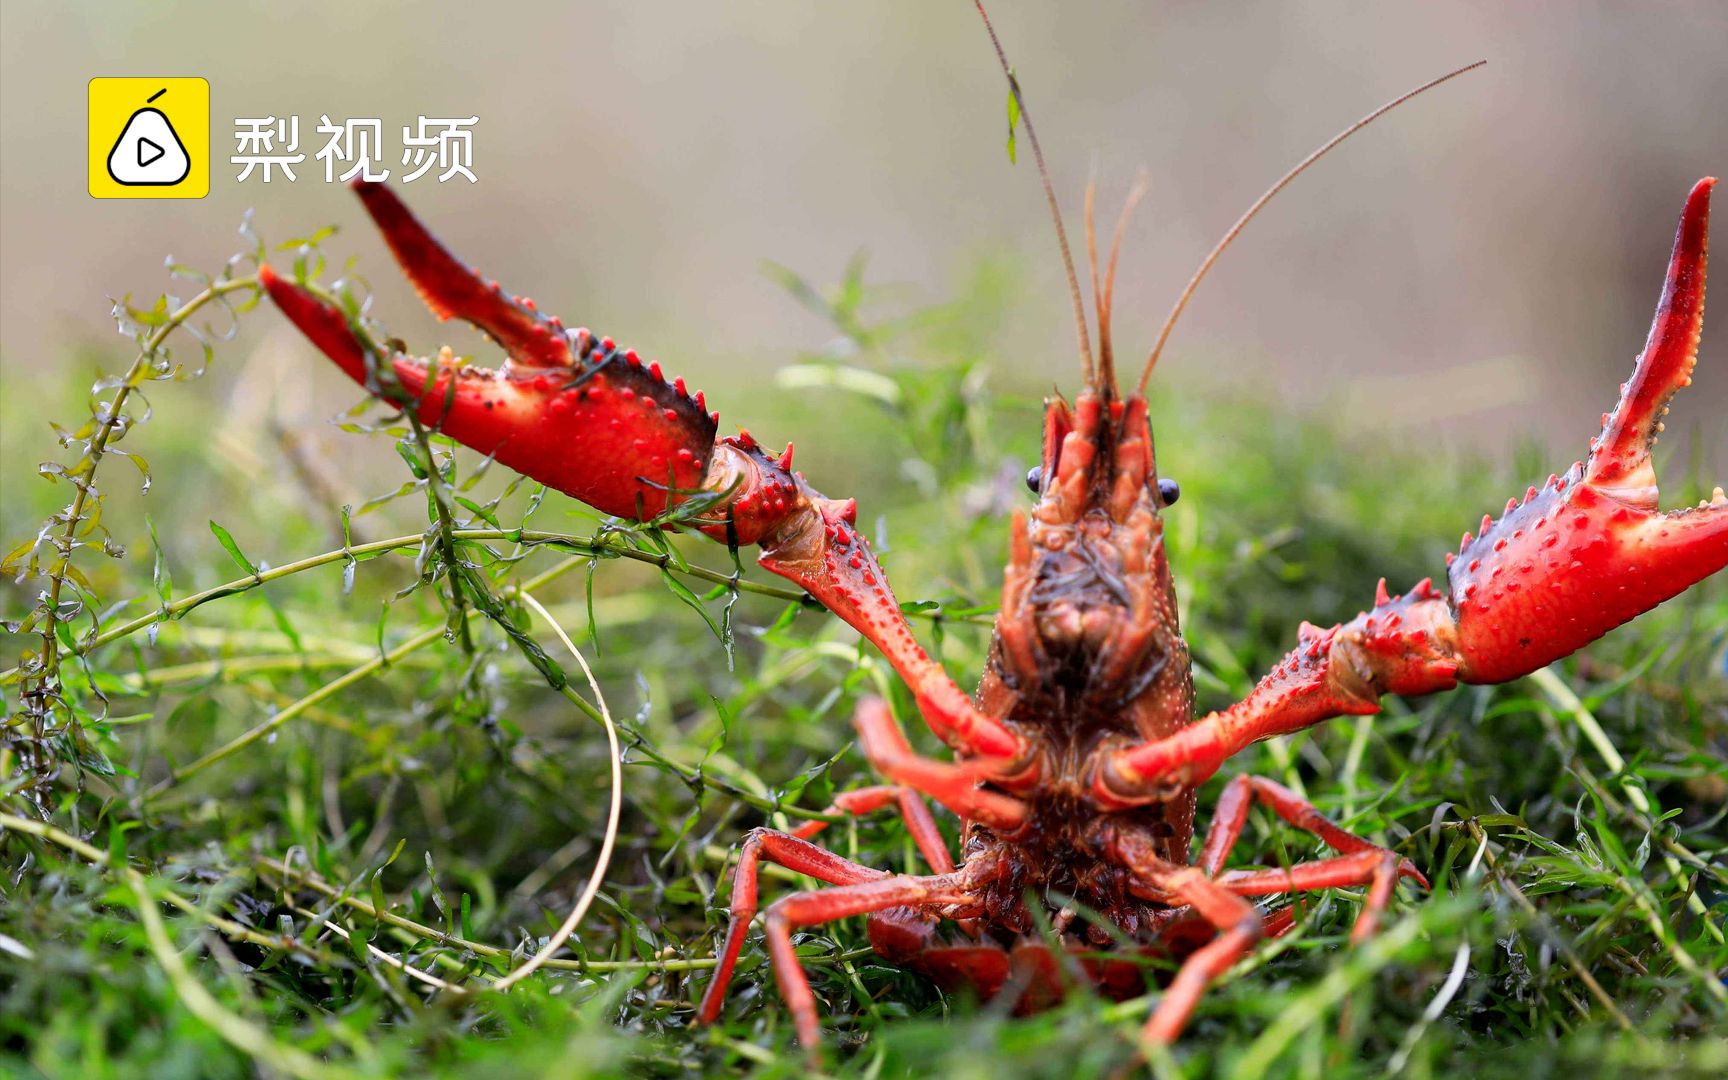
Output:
top-left (1116, 836), bottom-right (1265, 1046)
top-left (791, 784), bottom-right (955, 874)
top-left (1200, 775), bottom-right (1427, 942)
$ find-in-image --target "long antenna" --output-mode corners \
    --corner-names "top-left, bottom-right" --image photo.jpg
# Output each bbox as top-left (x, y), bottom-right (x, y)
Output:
top-left (1135, 59), bottom-right (1486, 395)
top-left (1099, 170), bottom-right (1150, 394)
top-left (1085, 175), bottom-right (1104, 388)
top-left (973, 0), bottom-right (1094, 384)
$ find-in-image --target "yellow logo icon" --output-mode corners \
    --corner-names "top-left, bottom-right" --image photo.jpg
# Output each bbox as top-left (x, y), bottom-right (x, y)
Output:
top-left (88, 78), bottom-right (209, 199)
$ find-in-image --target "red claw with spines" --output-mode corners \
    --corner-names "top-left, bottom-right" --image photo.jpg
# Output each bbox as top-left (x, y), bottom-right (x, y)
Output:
top-left (1451, 176), bottom-right (1724, 682)
top-left (1101, 177), bottom-right (1724, 804)
top-left (262, 181), bottom-right (1027, 773)
top-left (259, 182), bottom-right (715, 522)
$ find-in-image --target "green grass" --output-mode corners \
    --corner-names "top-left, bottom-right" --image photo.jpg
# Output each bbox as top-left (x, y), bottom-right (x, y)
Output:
top-left (1, 229), bottom-right (1725, 1080)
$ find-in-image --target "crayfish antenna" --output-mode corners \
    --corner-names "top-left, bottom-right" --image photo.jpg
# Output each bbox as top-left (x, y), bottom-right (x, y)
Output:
top-left (1097, 171), bottom-right (1150, 399)
top-left (972, 0), bottom-right (1096, 389)
top-left (1084, 173), bottom-right (1114, 397)
top-left (1133, 59), bottom-right (1485, 396)
top-left (1085, 174), bottom-right (1099, 393)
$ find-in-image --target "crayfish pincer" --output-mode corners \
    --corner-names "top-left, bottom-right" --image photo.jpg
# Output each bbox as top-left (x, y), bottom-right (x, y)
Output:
top-left (258, 17), bottom-right (1725, 1057)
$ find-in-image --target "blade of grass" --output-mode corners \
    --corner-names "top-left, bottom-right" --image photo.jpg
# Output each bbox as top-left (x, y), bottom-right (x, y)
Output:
top-left (492, 591), bottom-right (622, 991)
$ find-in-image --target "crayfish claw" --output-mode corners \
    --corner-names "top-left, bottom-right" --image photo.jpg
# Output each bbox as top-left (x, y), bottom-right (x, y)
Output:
top-left (1585, 176), bottom-right (1713, 507)
top-left (258, 264), bottom-right (374, 386)
top-left (351, 179), bottom-right (575, 370)
top-left (266, 184), bottom-right (723, 521)
top-left (1449, 178), bottom-right (1725, 684)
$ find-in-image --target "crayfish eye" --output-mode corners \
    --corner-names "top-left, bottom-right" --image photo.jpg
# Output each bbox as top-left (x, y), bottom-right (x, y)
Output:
top-left (1026, 465), bottom-right (1044, 494)
top-left (1158, 477), bottom-right (1181, 506)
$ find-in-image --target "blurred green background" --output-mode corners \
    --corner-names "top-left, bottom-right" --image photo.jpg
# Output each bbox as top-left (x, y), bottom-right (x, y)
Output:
top-left (3, 1), bottom-right (1725, 454)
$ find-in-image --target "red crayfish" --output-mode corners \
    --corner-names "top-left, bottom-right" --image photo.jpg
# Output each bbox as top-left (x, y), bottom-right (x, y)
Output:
top-left (257, 13), bottom-right (1725, 1055)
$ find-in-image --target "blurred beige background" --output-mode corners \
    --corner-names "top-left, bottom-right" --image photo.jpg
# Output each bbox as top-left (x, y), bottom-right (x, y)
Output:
top-left (2, 1), bottom-right (1724, 460)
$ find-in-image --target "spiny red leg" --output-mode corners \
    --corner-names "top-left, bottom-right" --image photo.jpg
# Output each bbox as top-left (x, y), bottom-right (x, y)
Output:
top-left (1260, 904), bottom-right (1299, 940)
top-left (792, 783), bottom-right (955, 875)
top-left (1118, 837), bottom-right (1263, 1045)
top-left (1197, 775), bottom-right (1421, 944)
top-left (1196, 774), bottom-right (1257, 876)
top-left (1220, 850), bottom-right (1403, 944)
top-left (1096, 178), bottom-right (1724, 807)
top-left (850, 698), bottom-right (1028, 833)
top-left (1093, 584), bottom-right (1462, 803)
top-left (695, 829), bottom-right (886, 1025)
top-left (762, 872), bottom-right (980, 1054)
top-left (732, 479), bottom-right (1029, 771)
top-left (1199, 774), bottom-right (1425, 886)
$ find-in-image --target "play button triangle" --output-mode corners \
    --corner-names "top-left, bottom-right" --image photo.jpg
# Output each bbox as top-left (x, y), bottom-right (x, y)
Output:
top-left (108, 105), bottom-right (190, 186)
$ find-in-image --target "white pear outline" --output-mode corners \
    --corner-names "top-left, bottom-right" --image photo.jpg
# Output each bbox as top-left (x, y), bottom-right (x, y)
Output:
top-left (107, 97), bottom-right (190, 186)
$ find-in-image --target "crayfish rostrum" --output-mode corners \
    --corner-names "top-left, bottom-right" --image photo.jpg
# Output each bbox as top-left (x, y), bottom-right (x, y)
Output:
top-left (259, 30), bottom-right (1725, 1057)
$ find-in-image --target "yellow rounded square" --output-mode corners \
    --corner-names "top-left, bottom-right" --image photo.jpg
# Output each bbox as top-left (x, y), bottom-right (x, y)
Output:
top-left (88, 78), bottom-right (210, 199)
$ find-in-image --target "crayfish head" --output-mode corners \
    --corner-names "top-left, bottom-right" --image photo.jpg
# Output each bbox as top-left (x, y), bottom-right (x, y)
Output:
top-left (995, 389), bottom-right (1193, 732)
